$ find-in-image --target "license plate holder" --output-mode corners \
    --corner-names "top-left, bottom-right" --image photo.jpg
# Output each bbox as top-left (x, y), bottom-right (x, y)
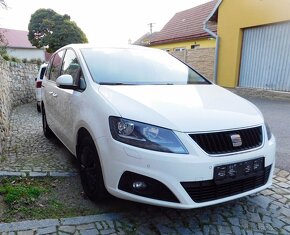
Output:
top-left (214, 157), bottom-right (265, 184)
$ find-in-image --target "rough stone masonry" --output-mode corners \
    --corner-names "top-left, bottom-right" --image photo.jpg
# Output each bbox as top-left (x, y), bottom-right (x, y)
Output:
top-left (0, 57), bottom-right (38, 154)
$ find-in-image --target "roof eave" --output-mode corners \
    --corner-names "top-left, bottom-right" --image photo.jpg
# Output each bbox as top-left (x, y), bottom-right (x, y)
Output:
top-left (205, 0), bottom-right (223, 23)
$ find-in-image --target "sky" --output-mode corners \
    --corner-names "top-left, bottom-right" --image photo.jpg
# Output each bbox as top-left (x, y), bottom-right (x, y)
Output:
top-left (0, 0), bottom-right (211, 44)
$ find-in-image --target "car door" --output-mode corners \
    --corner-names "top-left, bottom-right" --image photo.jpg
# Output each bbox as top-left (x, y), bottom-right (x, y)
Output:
top-left (42, 50), bottom-right (65, 137)
top-left (54, 49), bottom-right (85, 151)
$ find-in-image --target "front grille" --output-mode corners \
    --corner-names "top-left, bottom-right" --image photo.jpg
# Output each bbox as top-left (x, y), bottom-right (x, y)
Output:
top-left (189, 126), bottom-right (263, 155)
top-left (181, 165), bottom-right (271, 203)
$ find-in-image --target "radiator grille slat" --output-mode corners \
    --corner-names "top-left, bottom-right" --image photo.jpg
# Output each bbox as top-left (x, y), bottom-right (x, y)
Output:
top-left (189, 126), bottom-right (263, 155)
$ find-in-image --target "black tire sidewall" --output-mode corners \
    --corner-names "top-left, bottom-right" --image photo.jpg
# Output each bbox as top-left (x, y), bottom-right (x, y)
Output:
top-left (42, 107), bottom-right (52, 138)
top-left (78, 136), bottom-right (107, 201)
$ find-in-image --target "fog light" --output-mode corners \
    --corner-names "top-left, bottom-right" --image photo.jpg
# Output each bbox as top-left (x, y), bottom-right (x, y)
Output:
top-left (132, 181), bottom-right (147, 190)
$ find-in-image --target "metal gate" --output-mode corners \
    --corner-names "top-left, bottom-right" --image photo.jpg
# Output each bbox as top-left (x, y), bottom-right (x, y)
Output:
top-left (239, 21), bottom-right (290, 92)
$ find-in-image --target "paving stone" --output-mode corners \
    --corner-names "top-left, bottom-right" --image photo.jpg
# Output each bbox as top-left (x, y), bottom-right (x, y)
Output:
top-left (176, 227), bottom-right (192, 235)
top-left (61, 214), bottom-right (121, 226)
top-left (261, 189), bottom-right (275, 196)
top-left (36, 226), bottom-right (57, 235)
top-left (217, 225), bottom-right (232, 234)
top-left (247, 195), bottom-right (273, 209)
top-left (79, 229), bottom-right (99, 235)
top-left (99, 229), bottom-right (117, 235)
top-left (156, 224), bottom-right (175, 234)
top-left (29, 172), bottom-right (47, 177)
top-left (0, 220), bottom-right (59, 233)
top-left (228, 217), bottom-right (240, 226)
top-left (276, 182), bottom-right (290, 189)
top-left (16, 231), bottom-right (34, 235)
top-left (59, 225), bottom-right (76, 233)
top-left (232, 226), bottom-right (245, 235)
top-left (76, 224), bottom-right (96, 231)
top-left (271, 218), bottom-right (285, 229)
top-left (275, 177), bottom-right (288, 183)
top-left (277, 170), bottom-right (289, 178)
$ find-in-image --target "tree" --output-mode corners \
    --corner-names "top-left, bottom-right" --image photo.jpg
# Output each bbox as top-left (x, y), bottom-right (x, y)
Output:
top-left (28, 9), bottom-right (88, 53)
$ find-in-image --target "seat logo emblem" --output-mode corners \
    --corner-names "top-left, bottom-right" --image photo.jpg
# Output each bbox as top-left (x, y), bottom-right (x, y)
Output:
top-left (230, 134), bottom-right (242, 147)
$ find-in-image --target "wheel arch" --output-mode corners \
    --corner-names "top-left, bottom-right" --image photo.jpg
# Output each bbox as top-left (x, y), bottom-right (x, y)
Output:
top-left (76, 127), bottom-right (98, 158)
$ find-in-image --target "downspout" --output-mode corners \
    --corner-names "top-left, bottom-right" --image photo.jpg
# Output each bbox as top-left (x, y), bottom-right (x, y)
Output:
top-left (203, 22), bottom-right (219, 84)
top-left (203, 0), bottom-right (223, 84)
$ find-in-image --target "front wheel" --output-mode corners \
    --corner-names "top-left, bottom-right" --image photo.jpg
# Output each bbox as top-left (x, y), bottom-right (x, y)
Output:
top-left (42, 107), bottom-right (53, 138)
top-left (78, 136), bottom-right (107, 201)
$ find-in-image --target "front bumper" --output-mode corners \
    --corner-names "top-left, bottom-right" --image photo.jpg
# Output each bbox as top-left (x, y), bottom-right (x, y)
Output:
top-left (96, 133), bottom-right (276, 209)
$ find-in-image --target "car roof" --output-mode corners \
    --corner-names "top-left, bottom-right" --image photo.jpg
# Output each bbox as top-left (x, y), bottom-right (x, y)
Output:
top-left (59, 43), bottom-right (162, 53)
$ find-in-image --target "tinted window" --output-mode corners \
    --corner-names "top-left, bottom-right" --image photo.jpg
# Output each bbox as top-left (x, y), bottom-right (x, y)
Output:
top-left (40, 67), bottom-right (46, 80)
top-left (49, 50), bottom-right (65, 82)
top-left (81, 48), bottom-right (210, 85)
top-left (62, 49), bottom-right (82, 86)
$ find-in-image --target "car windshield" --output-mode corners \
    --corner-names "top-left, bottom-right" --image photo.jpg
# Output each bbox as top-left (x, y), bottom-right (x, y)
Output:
top-left (81, 48), bottom-right (211, 85)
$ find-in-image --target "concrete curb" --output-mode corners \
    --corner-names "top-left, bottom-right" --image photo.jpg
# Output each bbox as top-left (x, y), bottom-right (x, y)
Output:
top-left (228, 87), bottom-right (290, 100)
top-left (0, 171), bottom-right (78, 177)
top-left (0, 213), bottom-right (123, 233)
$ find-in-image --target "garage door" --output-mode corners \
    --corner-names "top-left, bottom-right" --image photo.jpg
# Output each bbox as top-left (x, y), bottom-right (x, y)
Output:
top-left (239, 21), bottom-right (290, 92)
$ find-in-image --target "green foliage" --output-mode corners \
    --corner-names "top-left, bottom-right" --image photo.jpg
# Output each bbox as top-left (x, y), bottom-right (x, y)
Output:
top-left (0, 178), bottom-right (45, 207)
top-left (2, 54), bottom-right (9, 61)
top-left (28, 8), bottom-right (88, 53)
top-left (29, 58), bottom-right (42, 66)
top-left (11, 57), bottom-right (21, 63)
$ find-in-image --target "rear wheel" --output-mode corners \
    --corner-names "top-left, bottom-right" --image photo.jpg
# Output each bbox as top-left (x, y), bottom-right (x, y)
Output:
top-left (42, 107), bottom-right (53, 138)
top-left (78, 135), bottom-right (107, 201)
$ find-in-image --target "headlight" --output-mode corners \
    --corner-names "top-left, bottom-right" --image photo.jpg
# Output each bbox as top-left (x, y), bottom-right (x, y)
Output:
top-left (109, 117), bottom-right (188, 154)
top-left (265, 123), bottom-right (272, 140)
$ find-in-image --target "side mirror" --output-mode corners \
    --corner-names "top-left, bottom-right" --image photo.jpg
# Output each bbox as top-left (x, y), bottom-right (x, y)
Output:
top-left (56, 74), bottom-right (76, 90)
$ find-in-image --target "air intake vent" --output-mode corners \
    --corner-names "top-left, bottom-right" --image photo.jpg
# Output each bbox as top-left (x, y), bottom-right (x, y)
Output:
top-left (181, 165), bottom-right (271, 203)
top-left (189, 126), bottom-right (263, 155)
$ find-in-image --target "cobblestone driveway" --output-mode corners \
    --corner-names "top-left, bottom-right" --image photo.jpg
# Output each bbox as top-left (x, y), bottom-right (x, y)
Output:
top-left (1, 103), bottom-right (78, 176)
top-left (0, 102), bottom-right (290, 234)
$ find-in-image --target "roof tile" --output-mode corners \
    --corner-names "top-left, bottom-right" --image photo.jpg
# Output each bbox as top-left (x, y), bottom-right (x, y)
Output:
top-left (0, 28), bottom-right (35, 49)
top-left (151, 0), bottom-right (217, 45)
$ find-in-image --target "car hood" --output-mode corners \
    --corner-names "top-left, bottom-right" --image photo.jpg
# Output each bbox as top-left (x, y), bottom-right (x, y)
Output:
top-left (99, 84), bottom-right (264, 132)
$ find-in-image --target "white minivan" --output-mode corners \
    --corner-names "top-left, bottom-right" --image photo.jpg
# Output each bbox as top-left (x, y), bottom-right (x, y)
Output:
top-left (41, 44), bottom-right (276, 209)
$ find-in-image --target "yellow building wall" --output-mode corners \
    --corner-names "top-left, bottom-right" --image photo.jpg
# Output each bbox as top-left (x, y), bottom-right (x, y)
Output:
top-left (149, 38), bottom-right (216, 52)
top-left (217, 0), bottom-right (290, 87)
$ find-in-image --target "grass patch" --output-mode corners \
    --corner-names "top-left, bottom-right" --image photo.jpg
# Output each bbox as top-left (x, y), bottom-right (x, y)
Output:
top-left (0, 177), bottom-right (100, 223)
top-left (0, 177), bottom-right (46, 203)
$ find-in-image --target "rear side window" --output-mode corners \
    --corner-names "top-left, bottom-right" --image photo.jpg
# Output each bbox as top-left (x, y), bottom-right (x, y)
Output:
top-left (40, 67), bottom-right (46, 80)
top-left (49, 50), bottom-right (65, 82)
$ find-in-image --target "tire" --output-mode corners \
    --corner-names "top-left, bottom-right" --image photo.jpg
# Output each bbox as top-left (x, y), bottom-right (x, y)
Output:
top-left (37, 103), bottom-right (41, 113)
top-left (78, 136), bottom-right (107, 201)
top-left (42, 107), bottom-right (53, 138)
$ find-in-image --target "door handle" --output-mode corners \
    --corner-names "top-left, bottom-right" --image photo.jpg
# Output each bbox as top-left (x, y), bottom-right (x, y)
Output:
top-left (49, 91), bottom-right (53, 95)
top-left (52, 93), bottom-right (58, 97)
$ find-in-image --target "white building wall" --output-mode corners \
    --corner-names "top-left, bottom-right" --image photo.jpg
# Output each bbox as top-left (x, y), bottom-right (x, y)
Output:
top-left (6, 48), bottom-right (45, 61)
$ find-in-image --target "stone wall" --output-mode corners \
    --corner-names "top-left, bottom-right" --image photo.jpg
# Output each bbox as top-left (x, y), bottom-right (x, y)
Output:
top-left (0, 57), bottom-right (38, 153)
top-left (171, 48), bottom-right (215, 81)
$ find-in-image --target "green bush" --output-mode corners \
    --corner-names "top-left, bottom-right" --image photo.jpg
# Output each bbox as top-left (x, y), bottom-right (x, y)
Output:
top-left (2, 54), bottom-right (9, 61)
top-left (11, 57), bottom-right (21, 63)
